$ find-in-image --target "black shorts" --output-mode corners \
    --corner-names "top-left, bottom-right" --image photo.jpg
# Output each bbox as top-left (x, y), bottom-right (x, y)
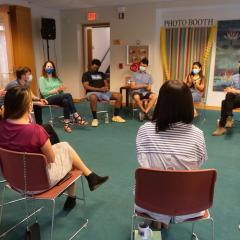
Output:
top-left (132, 92), bottom-right (152, 100)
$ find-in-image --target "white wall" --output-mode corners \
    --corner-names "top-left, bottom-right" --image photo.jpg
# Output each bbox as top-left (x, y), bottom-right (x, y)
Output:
top-left (0, 0), bottom-right (62, 83)
top-left (60, 2), bottom-right (240, 106)
top-left (158, 4), bottom-right (240, 107)
top-left (61, 4), bottom-right (161, 98)
top-left (92, 27), bottom-right (110, 73)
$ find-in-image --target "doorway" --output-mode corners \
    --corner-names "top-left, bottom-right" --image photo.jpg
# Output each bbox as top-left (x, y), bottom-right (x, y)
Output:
top-left (0, 5), bottom-right (14, 88)
top-left (83, 23), bottom-right (110, 81)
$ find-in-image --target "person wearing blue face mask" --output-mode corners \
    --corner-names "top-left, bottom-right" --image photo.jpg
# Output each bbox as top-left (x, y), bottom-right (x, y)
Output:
top-left (2, 66), bottom-right (48, 125)
top-left (184, 62), bottom-right (206, 102)
top-left (39, 61), bottom-right (88, 133)
top-left (130, 58), bottom-right (157, 121)
top-left (184, 62), bottom-right (206, 117)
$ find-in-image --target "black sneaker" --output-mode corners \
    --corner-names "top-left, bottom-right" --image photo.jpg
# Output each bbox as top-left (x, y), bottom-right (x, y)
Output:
top-left (63, 196), bottom-right (76, 211)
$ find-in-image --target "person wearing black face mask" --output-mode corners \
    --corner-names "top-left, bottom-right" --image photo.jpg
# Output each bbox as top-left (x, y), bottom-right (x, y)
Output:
top-left (39, 61), bottom-right (88, 133)
top-left (82, 59), bottom-right (126, 127)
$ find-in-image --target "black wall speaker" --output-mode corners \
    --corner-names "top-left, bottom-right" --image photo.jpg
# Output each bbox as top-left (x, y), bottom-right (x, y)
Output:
top-left (41, 18), bottom-right (56, 40)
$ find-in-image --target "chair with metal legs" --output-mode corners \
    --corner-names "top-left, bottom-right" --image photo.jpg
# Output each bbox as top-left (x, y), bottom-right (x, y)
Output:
top-left (131, 99), bottom-right (150, 119)
top-left (0, 147), bottom-right (88, 240)
top-left (194, 96), bottom-right (207, 124)
top-left (131, 168), bottom-right (217, 240)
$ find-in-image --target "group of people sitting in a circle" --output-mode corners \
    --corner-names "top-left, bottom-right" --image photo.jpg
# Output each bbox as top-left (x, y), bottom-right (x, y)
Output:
top-left (0, 58), bottom-right (238, 228)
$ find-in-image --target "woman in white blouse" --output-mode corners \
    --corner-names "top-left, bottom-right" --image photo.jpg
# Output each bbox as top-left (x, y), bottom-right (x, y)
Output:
top-left (135, 80), bottom-right (208, 229)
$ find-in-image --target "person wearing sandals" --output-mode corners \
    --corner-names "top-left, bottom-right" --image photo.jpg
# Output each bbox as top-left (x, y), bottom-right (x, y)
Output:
top-left (135, 80), bottom-right (207, 229)
top-left (0, 86), bottom-right (109, 211)
top-left (39, 61), bottom-right (88, 133)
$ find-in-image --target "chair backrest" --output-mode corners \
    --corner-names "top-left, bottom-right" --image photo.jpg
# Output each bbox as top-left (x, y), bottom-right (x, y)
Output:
top-left (0, 147), bottom-right (50, 193)
top-left (135, 168), bottom-right (217, 216)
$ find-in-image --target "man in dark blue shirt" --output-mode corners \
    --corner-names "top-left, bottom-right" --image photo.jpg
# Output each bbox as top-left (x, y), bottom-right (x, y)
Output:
top-left (82, 59), bottom-right (125, 127)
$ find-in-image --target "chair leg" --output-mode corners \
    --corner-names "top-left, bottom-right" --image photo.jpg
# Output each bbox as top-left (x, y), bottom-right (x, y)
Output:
top-left (131, 214), bottom-right (136, 240)
top-left (0, 184), bottom-right (6, 225)
top-left (49, 106), bottom-right (54, 126)
top-left (50, 199), bottom-right (56, 240)
top-left (80, 177), bottom-right (86, 206)
top-left (191, 222), bottom-right (198, 240)
top-left (210, 218), bottom-right (214, 240)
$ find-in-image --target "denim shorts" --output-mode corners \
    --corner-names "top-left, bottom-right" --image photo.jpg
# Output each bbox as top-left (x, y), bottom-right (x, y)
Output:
top-left (191, 89), bottom-right (202, 102)
top-left (86, 91), bottom-right (112, 101)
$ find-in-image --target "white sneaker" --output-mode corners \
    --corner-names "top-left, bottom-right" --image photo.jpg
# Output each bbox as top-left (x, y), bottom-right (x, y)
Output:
top-left (111, 116), bottom-right (126, 123)
top-left (91, 119), bottom-right (98, 127)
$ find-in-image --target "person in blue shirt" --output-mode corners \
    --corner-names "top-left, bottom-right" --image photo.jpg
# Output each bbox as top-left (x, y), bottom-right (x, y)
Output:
top-left (213, 67), bottom-right (240, 136)
top-left (4, 67), bottom-right (48, 125)
top-left (130, 58), bottom-right (157, 121)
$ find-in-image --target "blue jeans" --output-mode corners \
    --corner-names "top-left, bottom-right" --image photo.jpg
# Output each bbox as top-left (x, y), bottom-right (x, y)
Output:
top-left (47, 93), bottom-right (77, 119)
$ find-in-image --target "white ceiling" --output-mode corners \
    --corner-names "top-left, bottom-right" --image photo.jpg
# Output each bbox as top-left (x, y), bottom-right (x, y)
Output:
top-left (25, 0), bottom-right (240, 9)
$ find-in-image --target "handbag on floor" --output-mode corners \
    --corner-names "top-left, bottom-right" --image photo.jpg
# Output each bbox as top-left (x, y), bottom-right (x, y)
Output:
top-left (25, 222), bottom-right (41, 240)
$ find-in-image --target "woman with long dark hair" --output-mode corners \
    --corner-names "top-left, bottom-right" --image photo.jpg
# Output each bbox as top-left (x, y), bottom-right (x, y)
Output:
top-left (135, 80), bottom-right (208, 228)
top-left (0, 86), bottom-right (108, 210)
top-left (39, 61), bottom-right (87, 133)
top-left (184, 61), bottom-right (206, 102)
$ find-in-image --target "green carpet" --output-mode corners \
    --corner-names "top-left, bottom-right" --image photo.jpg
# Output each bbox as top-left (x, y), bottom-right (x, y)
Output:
top-left (1, 104), bottom-right (240, 240)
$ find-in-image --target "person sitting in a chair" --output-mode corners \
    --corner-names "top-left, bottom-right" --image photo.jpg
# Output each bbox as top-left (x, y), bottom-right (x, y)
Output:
top-left (39, 61), bottom-right (87, 133)
top-left (82, 59), bottom-right (126, 127)
top-left (212, 68), bottom-right (240, 136)
top-left (0, 86), bottom-right (109, 211)
top-left (4, 67), bottom-right (48, 125)
top-left (135, 80), bottom-right (207, 229)
top-left (184, 62), bottom-right (206, 117)
top-left (130, 58), bottom-right (157, 121)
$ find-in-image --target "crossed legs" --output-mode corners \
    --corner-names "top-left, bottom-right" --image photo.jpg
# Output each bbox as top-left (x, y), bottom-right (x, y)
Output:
top-left (133, 93), bottom-right (157, 114)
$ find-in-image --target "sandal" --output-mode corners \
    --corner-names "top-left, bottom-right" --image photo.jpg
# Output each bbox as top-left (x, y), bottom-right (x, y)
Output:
top-left (64, 123), bottom-right (72, 133)
top-left (74, 114), bottom-right (88, 126)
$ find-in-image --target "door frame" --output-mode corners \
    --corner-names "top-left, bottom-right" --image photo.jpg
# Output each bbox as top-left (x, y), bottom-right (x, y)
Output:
top-left (82, 23), bottom-right (110, 71)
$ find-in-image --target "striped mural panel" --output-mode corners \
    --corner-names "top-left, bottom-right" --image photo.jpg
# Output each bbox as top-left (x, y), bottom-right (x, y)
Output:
top-left (165, 27), bottom-right (212, 82)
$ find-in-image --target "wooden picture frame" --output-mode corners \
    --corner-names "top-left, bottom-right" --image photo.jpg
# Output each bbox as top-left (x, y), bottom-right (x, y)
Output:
top-left (126, 45), bottom-right (149, 65)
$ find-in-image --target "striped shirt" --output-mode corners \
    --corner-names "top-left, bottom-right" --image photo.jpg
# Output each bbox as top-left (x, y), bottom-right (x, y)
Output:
top-left (136, 121), bottom-right (207, 170)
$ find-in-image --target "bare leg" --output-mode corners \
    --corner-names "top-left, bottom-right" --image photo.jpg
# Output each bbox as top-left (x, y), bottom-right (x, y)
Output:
top-left (89, 94), bottom-right (98, 112)
top-left (67, 183), bottom-right (77, 197)
top-left (111, 92), bottom-right (122, 108)
top-left (133, 95), bottom-right (145, 112)
top-left (145, 93), bottom-right (157, 113)
top-left (69, 145), bottom-right (92, 176)
top-left (65, 145), bottom-right (92, 197)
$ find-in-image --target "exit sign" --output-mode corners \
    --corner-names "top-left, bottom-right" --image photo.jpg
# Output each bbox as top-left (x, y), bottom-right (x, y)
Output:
top-left (87, 12), bottom-right (97, 21)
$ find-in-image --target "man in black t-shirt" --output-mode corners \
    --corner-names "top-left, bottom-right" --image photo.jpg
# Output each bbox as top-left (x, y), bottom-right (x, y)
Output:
top-left (82, 59), bottom-right (126, 127)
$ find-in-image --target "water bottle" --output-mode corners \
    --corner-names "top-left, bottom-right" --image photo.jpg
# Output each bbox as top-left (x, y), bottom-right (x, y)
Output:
top-left (105, 112), bottom-right (109, 124)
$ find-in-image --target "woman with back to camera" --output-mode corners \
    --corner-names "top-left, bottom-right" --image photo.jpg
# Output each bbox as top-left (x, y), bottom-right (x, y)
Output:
top-left (184, 62), bottom-right (206, 117)
top-left (39, 60), bottom-right (87, 133)
top-left (135, 80), bottom-right (208, 229)
top-left (0, 86), bottom-right (108, 211)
